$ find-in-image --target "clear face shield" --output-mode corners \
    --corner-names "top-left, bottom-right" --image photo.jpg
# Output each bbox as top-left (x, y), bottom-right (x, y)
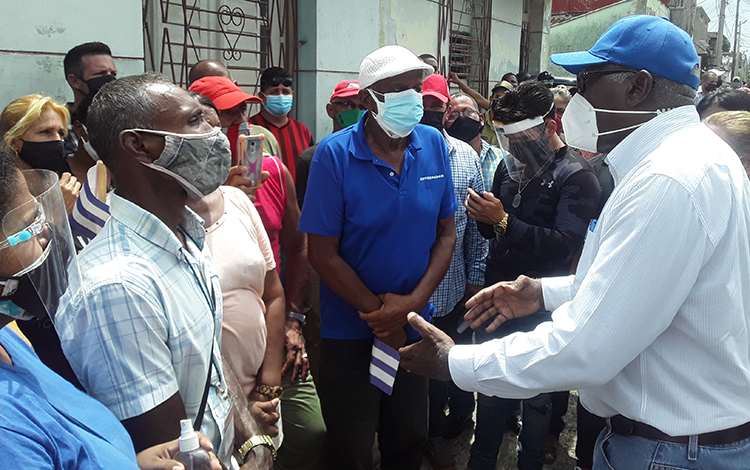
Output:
top-left (0, 170), bottom-right (84, 335)
top-left (493, 112), bottom-right (557, 184)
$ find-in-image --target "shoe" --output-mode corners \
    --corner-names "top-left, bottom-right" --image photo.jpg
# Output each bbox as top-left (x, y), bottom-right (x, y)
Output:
top-left (442, 414), bottom-right (473, 440)
top-left (422, 439), bottom-right (456, 470)
top-left (543, 435), bottom-right (558, 465)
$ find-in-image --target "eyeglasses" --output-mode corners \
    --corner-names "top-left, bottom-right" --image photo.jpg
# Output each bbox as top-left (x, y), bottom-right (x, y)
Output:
top-left (266, 76), bottom-right (293, 87)
top-left (446, 109), bottom-right (479, 121)
top-left (331, 100), bottom-right (364, 111)
top-left (576, 68), bottom-right (638, 93)
top-left (0, 201), bottom-right (46, 251)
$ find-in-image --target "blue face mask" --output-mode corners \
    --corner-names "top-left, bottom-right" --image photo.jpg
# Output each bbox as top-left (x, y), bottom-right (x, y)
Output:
top-left (368, 88), bottom-right (424, 138)
top-left (265, 94), bottom-right (294, 117)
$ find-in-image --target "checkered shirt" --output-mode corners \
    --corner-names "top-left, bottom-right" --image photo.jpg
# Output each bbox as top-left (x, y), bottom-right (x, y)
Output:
top-left (430, 133), bottom-right (488, 317)
top-left (479, 140), bottom-right (505, 192)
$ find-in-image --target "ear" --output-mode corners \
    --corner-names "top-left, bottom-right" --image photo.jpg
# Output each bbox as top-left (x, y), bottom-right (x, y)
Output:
top-left (67, 73), bottom-right (86, 93)
top-left (544, 118), bottom-right (557, 137)
top-left (258, 91), bottom-right (266, 102)
top-left (120, 130), bottom-right (163, 164)
top-left (72, 121), bottom-right (86, 141)
top-left (6, 134), bottom-right (22, 153)
top-left (359, 88), bottom-right (377, 114)
top-left (326, 103), bottom-right (336, 120)
top-left (625, 70), bottom-right (653, 107)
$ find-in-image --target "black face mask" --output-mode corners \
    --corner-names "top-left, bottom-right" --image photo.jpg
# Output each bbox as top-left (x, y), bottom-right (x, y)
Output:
top-left (420, 110), bottom-right (446, 132)
top-left (19, 140), bottom-right (69, 175)
top-left (704, 83), bottom-right (718, 93)
top-left (0, 235), bottom-right (69, 324)
top-left (446, 116), bottom-right (483, 143)
top-left (84, 75), bottom-right (116, 97)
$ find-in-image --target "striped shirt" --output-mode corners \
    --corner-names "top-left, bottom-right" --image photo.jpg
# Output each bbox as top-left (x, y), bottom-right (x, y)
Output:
top-left (478, 140), bottom-right (505, 192)
top-left (248, 113), bottom-right (314, 181)
top-left (450, 106), bottom-right (750, 435)
top-left (429, 132), bottom-right (488, 316)
top-left (59, 195), bottom-right (232, 454)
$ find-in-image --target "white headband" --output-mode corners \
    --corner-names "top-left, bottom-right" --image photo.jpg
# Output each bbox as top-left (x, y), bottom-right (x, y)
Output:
top-left (493, 101), bottom-right (555, 135)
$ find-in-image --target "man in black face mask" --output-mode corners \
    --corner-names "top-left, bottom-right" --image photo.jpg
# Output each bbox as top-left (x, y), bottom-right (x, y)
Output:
top-left (419, 73), bottom-right (488, 470)
top-left (694, 70), bottom-right (719, 104)
top-left (62, 42), bottom-right (117, 158)
top-left (445, 92), bottom-right (504, 191)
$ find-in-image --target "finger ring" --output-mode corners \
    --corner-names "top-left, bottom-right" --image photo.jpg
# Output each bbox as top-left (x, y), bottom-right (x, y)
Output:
top-left (302, 353), bottom-right (308, 359)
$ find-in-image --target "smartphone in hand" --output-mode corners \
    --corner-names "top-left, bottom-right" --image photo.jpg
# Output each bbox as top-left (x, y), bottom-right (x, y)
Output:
top-left (238, 134), bottom-right (264, 187)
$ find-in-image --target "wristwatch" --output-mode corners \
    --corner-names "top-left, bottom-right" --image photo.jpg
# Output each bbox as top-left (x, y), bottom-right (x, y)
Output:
top-left (286, 311), bottom-right (307, 325)
top-left (239, 434), bottom-right (276, 461)
top-left (254, 384), bottom-right (284, 399)
top-left (493, 212), bottom-right (510, 236)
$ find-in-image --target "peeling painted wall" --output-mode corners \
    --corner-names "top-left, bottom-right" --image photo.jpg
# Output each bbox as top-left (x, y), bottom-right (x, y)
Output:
top-left (0, 0), bottom-right (144, 109)
top-left (297, 0), bottom-right (523, 141)
top-left (546, 0), bottom-right (669, 77)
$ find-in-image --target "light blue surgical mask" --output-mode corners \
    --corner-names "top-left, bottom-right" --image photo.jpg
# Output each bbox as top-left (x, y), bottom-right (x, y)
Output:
top-left (265, 94), bottom-right (294, 117)
top-left (367, 88), bottom-right (424, 138)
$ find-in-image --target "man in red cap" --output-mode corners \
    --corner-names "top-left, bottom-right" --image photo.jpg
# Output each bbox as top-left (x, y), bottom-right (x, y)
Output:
top-left (419, 73), bottom-right (487, 470)
top-left (296, 79), bottom-right (363, 209)
top-left (189, 75), bottom-right (280, 160)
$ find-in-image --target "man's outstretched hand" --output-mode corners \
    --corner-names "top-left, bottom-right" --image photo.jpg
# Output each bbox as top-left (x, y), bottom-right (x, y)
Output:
top-left (464, 275), bottom-right (543, 333)
top-left (398, 313), bottom-right (454, 381)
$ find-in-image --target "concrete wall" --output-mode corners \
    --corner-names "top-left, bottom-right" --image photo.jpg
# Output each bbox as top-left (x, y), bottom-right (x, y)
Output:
top-left (0, 0), bottom-right (144, 110)
top-left (546, 0), bottom-right (669, 77)
top-left (298, 0), bottom-right (523, 141)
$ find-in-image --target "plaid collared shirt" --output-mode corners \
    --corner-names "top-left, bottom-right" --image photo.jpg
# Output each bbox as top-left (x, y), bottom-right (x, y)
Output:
top-left (60, 194), bottom-right (232, 451)
top-left (479, 140), bottom-right (505, 192)
top-left (430, 133), bottom-right (488, 317)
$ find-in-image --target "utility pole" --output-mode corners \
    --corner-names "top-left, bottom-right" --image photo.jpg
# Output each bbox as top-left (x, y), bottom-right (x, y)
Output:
top-left (716, 0), bottom-right (727, 67)
top-left (731, 0), bottom-right (742, 77)
top-left (734, 20), bottom-right (747, 78)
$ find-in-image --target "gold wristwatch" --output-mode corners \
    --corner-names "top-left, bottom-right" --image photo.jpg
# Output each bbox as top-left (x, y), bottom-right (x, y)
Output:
top-left (254, 384), bottom-right (284, 399)
top-left (493, 212), bottom-right (510, 236)
top-left (239, 434), bottom-right (276, 461)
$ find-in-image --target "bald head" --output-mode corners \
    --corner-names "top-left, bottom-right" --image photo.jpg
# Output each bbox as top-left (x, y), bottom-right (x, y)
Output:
top-left (188, 60), bottom-right (231, 85)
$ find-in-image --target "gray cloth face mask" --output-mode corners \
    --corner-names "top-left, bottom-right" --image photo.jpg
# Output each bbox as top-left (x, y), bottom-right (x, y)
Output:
top-left (128, 127), bottom-right (232, 199)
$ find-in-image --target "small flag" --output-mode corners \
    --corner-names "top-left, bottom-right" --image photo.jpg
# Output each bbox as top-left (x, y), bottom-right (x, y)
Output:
top-left (70, 162), bottom-right (111, 240)
top-left (369, 338), bottom-right (400, 395)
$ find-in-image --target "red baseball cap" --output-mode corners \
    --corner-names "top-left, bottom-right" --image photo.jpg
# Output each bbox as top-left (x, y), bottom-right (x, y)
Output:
top-left (189, 76), bottom-right (262, 111)
top-left (330, 80), bottom-right (361, 102)
top-left (422, 74), bottom-right (450, 103)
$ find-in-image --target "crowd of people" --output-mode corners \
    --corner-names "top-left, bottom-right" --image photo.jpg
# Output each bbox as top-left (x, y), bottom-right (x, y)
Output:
top-left (0, 13), bottom-right (749, 470)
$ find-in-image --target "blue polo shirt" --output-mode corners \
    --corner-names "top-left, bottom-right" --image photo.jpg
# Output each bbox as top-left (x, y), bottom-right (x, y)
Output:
top-left (298, 112), bottom-right (457, 340)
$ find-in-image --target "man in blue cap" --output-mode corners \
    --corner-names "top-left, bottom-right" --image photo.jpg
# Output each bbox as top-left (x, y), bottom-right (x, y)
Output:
top-left (398, 15), bottom-right (750, 469)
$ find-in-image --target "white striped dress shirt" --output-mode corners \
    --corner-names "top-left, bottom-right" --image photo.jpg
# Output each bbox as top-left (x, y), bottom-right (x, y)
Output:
top-left (449, 106), bottom-right (750, 435)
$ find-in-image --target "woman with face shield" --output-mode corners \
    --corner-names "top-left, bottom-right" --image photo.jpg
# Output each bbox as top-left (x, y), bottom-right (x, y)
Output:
top-left (1, 94), bottom-right (85, 215)
top-left (462, 80), bottom-right (602, 470)
top-left (0, 150), bottom-right (221, 470)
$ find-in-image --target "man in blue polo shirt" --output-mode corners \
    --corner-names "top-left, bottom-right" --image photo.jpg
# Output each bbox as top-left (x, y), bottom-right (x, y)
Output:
top-left (298, 45), bottom-right (457, 470)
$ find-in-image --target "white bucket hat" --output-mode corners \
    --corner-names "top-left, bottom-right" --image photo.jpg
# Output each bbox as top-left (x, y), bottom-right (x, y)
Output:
top-left (359, 45), bottom-right (434, 90)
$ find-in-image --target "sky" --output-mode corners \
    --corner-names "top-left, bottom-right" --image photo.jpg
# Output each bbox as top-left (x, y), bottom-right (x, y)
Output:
top-left (698, 0), bottom-right (750, 55)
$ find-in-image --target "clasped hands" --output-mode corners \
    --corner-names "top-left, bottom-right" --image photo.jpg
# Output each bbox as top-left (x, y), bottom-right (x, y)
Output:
top-left (399, 275), bottom-right (544, 381)
top-left (358, 293), bottom-right (418, 349)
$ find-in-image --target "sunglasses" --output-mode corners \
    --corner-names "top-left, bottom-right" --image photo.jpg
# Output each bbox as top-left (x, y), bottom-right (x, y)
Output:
top-left (266, 76), bottom-right (293, 87)
top-left (576, 68), bottom-right (638, 93)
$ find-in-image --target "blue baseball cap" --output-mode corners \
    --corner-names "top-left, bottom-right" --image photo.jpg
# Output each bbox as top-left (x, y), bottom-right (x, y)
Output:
top-left (550, 15), bottom-right (700, 90)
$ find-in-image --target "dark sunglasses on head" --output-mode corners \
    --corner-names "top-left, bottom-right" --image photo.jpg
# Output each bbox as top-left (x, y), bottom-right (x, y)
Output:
top-left (267, 76), bottom-right (293, 87)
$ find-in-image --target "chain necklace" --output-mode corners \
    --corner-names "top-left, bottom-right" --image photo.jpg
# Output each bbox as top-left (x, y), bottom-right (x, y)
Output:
top-left (512, 153), bottom-right (556, 208)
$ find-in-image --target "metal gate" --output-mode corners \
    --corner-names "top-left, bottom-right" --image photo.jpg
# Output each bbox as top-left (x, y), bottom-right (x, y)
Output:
top-left (142, 0), bottom-right (298, 94)
top-left (437, 0), bottom-right (492, 98)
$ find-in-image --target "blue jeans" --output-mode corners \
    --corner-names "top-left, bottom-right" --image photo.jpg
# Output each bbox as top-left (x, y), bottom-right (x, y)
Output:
top-left (593, 424), bottom-right (750, 470)
top-left (468, 310), bottom-right (553, 470)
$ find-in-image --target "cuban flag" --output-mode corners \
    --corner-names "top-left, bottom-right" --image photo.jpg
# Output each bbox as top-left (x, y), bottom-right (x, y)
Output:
top-left (369, 338), bottom-right (400, 395)
top-left (70, 161), bottom-right (110, 240)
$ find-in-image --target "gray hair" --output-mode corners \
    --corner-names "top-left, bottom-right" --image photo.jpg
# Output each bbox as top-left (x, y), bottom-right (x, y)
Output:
top-left (551, 85), bottom-right (571, 102)
top-left (606, 71), bottom-right (695, 108)
top-left (701, 71), bottom-right (718, 82)
top-left (450, 91), bottom-right (480, 113)
top-left (86, 72), bottom-right (171, 174)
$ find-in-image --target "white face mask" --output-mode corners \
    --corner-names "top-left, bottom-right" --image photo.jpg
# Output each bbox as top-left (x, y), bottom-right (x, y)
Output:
top-left (80, 124), bottom-right (99, 161)
top-left (561, 93), bottom-right (660, 153)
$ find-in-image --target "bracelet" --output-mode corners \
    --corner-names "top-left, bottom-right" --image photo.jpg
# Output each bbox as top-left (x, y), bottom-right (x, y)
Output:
top-left (286, 311), bottom-right (307, 325)
top-left (254, 384), bottom-right (284, 399)
top-left (239, 434), bottom-right (276, 461)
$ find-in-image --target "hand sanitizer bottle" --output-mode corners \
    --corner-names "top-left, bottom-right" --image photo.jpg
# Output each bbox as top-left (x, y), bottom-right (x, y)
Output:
top-left (174, 419), bottom-right (212, 470)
